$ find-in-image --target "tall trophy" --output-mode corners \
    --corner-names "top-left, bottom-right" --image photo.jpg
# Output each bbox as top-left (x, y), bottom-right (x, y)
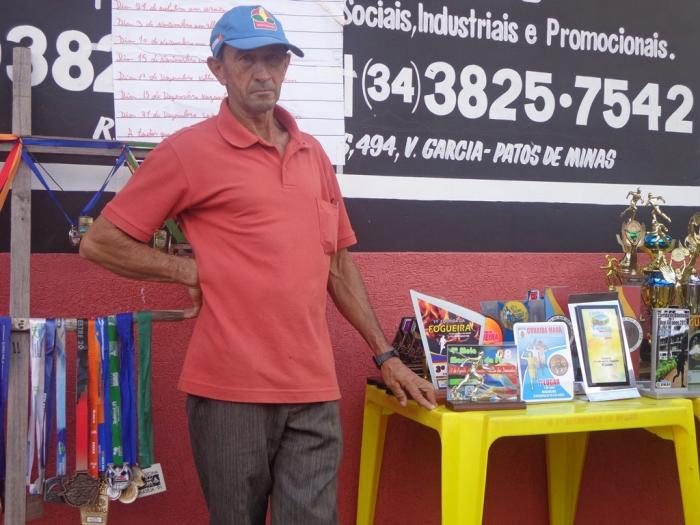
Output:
top-left (640, 193), bottom-right (675, 309)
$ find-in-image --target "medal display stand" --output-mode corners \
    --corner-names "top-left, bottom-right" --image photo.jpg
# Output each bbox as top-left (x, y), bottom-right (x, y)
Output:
top-left (2, 47), bottom-right (182, 525)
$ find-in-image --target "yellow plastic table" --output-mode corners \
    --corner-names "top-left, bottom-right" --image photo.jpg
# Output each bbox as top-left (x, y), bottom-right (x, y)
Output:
top-left (356, 385), bottom-right (700, 525)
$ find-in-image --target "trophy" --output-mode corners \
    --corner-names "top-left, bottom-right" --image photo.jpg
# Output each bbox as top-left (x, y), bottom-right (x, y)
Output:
top-left (640, 193), bottom-right (675, 308)
top-left (680, 212), bottom-right (700, 314)
top-left (616, 188), bottom-right (645, 284)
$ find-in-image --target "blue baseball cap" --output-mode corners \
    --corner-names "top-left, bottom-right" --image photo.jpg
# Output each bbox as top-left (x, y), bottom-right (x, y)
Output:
top-left (210, 5), bottom-right (304, 58)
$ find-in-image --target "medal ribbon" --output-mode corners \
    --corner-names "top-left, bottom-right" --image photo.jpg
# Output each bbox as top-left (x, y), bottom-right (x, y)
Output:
top-left (41, 320), bottom-right (57, 486)
top-left (87, 320), bottom-right (102, 478)
top-left (55, 319), bottom-right (67, 476)
top-left (20, 148), bottom-right (127, 229)
top-left (117, 313), bottom-right (137, 465)
top-left (0, 141), bottom-right (22, 214)
top-left (27, 320), bottom-right (46, 494)
top-left (76, 320), bottom-right (89, 472)
top-left (137, 311), bottom-right (154, 467)
top-left (108, 316), bottom-right (123, 465)
top-left (97, 317), bottom-right (112, 470)
top-left (0, 317), bottom-right (11, 480)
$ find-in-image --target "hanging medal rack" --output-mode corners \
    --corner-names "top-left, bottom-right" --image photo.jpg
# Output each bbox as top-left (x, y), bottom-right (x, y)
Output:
top-left (2, 48), bottom-right (187, 525)
top-left (9, 311), bottom-right (186, 332)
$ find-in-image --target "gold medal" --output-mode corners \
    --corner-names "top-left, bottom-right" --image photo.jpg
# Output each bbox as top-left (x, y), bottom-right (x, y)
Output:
top-left (152, 229), bottom-right (169, 252)
top-left (130, 465), bottom-right (146, 488)
top-left (118, 482), bottom-right (139, 504)
top-left (78, 215), bottom-right (93, 237)
top-left (80, 480), bottom-right (109, 525)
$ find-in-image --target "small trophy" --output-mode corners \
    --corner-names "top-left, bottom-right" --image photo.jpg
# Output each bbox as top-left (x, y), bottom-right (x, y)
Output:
top-left (680, 212), bottom-right (700, 314)
top-left (616, 188), bottom-right (645, 284)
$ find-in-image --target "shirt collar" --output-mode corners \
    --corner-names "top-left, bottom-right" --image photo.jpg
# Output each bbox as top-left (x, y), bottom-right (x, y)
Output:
top-left (216, 98), bottom-right (306, 150)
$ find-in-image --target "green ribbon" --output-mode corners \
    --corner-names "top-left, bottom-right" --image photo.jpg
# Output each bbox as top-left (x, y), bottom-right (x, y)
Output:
top-left (108, 316), bottom-right (123, 465)
top-left (137, 311), bottom-right (154, 467)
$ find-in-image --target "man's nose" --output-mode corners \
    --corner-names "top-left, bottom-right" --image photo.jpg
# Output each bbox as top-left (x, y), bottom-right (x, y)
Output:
top-left (250, 59), bottom-right (274, 80)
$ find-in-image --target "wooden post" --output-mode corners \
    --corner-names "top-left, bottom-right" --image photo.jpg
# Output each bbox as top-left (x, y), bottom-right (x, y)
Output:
top-left (6, 46), bottom-right (32, 525)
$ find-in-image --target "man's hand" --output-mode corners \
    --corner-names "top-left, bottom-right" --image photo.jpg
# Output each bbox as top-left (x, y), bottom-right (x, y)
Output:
top-left (184, 286), bottom-right (202, 318)
top-left (380, 357), bottom-right (437, 410)
top-left (175, 258), bottom-right (201, 318)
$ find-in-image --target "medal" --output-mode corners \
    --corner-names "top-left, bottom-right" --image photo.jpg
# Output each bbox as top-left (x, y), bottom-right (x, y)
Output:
top-left (118, 482), bottom-right (139, 504)
top-left (80, 480), bottom-right (109, 525)
top-left (152, 228), bottom-right (169, 252)
top-left (78, 215), bottom-right (93, 237)
top-left (69, 225), bottom-right (81, 246)
top-left (56, 471), bottom-right (100, 508)
top-left (105, 485), bottom-right (122, 501)
top-left (106, 463), bottom-right (132, 491)
top-left (130, 465), bottom-right (146, 488)
top-left (43, 476), bottom-right (66, 504)
top-left (26, 494), bottom-right (44, 520)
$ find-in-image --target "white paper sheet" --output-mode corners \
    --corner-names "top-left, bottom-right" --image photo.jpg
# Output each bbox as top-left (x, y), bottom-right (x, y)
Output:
top-left (112, 0), bottom-right (345, 164)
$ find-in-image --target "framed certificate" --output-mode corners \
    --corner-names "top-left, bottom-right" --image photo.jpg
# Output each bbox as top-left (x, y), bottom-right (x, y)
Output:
top-left (574, 305), bottom-right (629, 387)
top-left (568, 293), bottom-right (639, 401)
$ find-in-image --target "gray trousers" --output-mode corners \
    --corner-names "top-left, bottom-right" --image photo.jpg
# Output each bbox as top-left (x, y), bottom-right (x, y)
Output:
top-left (186, 396), bottom-right (342, 525)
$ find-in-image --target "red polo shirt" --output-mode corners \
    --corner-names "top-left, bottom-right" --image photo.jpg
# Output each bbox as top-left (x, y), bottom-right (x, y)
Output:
top-left (102, 100), bottom-right (356, 403)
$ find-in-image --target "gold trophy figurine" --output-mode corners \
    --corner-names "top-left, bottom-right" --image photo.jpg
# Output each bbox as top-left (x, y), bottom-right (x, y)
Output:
top-left (640, 193), bottom-right (675, 308)
top-left (600, 255), bottom-right (622, 291)
top-left (617, 189), bottom-right (645, 283)
top-left (619, 187), bottom-right (644, 222)
top-left (642, 193), bottom-right (674, 273)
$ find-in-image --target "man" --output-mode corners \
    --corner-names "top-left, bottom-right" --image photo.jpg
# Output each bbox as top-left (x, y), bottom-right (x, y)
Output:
top-left (80, 5), bottom-right (436, 524)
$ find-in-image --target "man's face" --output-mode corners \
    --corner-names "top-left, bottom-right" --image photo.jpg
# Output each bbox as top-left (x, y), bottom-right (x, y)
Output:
top-left (208, 44), bottom-right (291, 117)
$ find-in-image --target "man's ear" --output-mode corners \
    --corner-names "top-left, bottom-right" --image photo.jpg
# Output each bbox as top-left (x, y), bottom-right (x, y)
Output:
top-left (207, 56), bottom-right (226, 86)
top-left (282, 52), bottom-right (291, 76)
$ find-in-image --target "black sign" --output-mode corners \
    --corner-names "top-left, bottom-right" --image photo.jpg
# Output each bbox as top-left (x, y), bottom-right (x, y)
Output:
top-left (344, 0), bottom-right (700, 186)
top-left (0, 1), bottom-right (113, 138)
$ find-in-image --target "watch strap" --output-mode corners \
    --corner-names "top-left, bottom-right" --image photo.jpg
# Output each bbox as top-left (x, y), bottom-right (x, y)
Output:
top-left (373, 349), bottom-right (400, 369)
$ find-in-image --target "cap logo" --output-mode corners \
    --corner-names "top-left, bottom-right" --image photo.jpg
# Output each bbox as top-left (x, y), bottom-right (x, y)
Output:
top-left (211, 33), bottom-right (224, 51)
top-left (251, 6), bottom-right (277, 30)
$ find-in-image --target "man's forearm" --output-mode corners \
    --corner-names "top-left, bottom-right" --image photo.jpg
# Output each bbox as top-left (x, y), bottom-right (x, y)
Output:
top-left (80, 216), bottom-right (195, 286)
top-left (327, 249), bottom-right (390, 355)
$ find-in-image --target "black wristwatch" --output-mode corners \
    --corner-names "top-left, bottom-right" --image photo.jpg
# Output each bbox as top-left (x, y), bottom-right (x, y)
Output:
top-left (373, 348), bottom-right (400, 369)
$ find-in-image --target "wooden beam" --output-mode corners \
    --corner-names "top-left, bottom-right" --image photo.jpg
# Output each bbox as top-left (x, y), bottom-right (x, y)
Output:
top-left (6, 46), bottom-right (32, 525)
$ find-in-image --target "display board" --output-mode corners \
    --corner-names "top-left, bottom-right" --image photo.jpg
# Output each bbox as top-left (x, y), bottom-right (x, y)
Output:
top-left (2, 0), bottom-right (700, 252)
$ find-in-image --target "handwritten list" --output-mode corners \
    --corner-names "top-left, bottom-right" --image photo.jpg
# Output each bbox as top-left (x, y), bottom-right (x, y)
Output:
top-left (112, 0), bottom-right (345, 164)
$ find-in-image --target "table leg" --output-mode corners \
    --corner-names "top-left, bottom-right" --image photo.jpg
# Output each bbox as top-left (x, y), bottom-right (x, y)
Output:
top-left (546, 432), bottom-right (588, 525)
top-left (671, 423), bottom-right (700, 525)
top-left (440, 417), bottom-right (489, 525)
top-left (356, 399), bottom-right (390, 525)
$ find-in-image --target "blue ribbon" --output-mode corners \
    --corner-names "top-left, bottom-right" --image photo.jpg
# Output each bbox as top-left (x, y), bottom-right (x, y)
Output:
top-left (96, 317), bottom-right (112, 471)
top-left (22, 137), bottom-right (126, 149)
top-left (0, 318), bottom-right (11, 480)
top-left (55, 319), bottom-right (67, 476)
top-left (20, 147), bottom-right (128, 228)
top-left (42, 319), bottom-right (56, 474)
top-left (20, 150), bottom-right (75, 227)
top-left (81, 150), bottom-right (126, 217)
top-left (117, 313), bottom-right (137, 465)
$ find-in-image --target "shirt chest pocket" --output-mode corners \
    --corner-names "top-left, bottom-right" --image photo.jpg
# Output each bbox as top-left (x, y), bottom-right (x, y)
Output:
top-left (316, 198), bottom-right (339, 254)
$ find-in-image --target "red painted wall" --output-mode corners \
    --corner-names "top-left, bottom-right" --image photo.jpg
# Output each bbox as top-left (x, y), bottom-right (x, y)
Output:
top-left (0, 253), bottom-right (688, 524)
